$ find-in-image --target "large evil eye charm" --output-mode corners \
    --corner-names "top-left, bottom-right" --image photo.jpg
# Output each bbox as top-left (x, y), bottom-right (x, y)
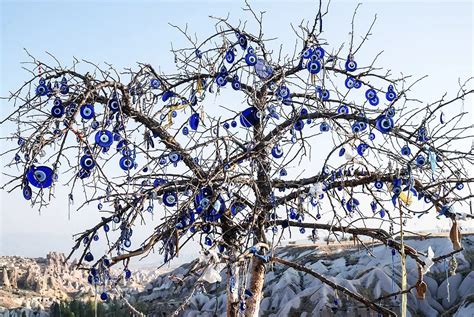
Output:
top-left (51, 105), bottom-right (65, 118)
top-left (337, 104), bottom-right (349, 114)
top-left (276, 85), bottom-right (290, 99)
top-left (36, 79), bottom-right (48, 96)
top-left (345, 77), bottom-right (356, 89)
top-left (80, 155), bottom-right (96, 170)
top-left (245, 53), bottom-right (257, 66)
top-left (320, 122), bottom-right (330, 132)
top-left (271, 144), bottom-right (284, 158)
top-left (163, 191), bottom-right (177, 207)
top-left (108, 98), bottom-right (120, 112)
top-left (375, 115), bottom-right (394, 134)
top-left (23, 185), bottom-right (32, 200)
top-left (374, 180), bottom-right (384, 190)
top-left (255, 59), bottom-right (273, 79)
top-left (189, 113), bottom-right (200, 130)
top-left (232, 76), bottom-right (241, 90)
top-left (318, 88), bottom-right (330, 101)
top-left (365, 89), bottom-right (376, 100)
top-left (401, 145), bottom-right (411, 156)
top-left (314, 47), bottom-right (325, 59)
top-left (26, 165), bottom-right (54, 188)
top-left (119, 156), bottom-right (135, 170)
top-left (95, 130), bottom-right (114, 147)
top-left (352, 122), bottom-right (362, 133)
top-left (225, 50), bottom-right (235, 63)
top-left (169, 151), bottom-right (181, 164)
top-left (80, 104), bottom-right (94, 120)
top-left (66, 103), bottom-right (77, 117)
top-left (386, 90), bottom-right (396, 102)
top-left (346, 198), bottom-right (360, 212)
top-left (345, 59), bottom-right (357, 72)
top-left (307, 60), bottom-right (321, 74)
top-left (194, 187), bottom-right (214, 212)
top-left (369, 96), bottom-right (379, 106)
top-left (416, 154), bottom-right (426, 166)
top-left (216, 75), bottom-right (227, 87)
top-left (302, 47), bottom-right (313, 59)
top-left (357, 143), bottom-right (369, 156)
top-left (238, 34), bottom-right (248, 49)
top-left (240, 107), bottom-right (261, 127)
top-left (150, 78), bottom-right (161, 89)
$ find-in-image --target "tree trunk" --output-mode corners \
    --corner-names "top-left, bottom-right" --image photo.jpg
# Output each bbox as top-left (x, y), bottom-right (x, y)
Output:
top-left (244, 96), bottom-right (271, 317)
top-left (245, 257), bottom-right (266, 317)
top-left (227, 265), bottom-right (239, 317)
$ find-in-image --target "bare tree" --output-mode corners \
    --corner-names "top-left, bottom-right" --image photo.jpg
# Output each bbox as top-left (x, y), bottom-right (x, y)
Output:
top-left (1, 1), bottom-right (473, 316)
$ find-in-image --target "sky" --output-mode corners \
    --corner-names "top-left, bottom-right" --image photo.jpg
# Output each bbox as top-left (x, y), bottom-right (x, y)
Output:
top-left (0, 0), bottom-right (472, 267)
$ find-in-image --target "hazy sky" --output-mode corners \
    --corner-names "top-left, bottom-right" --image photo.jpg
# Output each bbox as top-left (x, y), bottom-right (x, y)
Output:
top-left (0, 0), bottom-right (472, 267)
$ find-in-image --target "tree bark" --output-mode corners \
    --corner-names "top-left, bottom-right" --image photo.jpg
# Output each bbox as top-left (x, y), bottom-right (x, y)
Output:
top-left (244, 87), bottom-right (271, 317)
top-left (226, 265), bottom-right (239, 317)
top-left (245, 257), bottom-right (266, 317)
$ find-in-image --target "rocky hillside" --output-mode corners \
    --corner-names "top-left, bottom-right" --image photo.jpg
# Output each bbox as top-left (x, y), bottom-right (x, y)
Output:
top-left (1, 236), bottom-right (473, 316)
top-left (0, 252), bottom-right (163, 316)
top-left (135, 235), bottom-right (474, 317)
top-left (0, 252), bottom-right (91, 314)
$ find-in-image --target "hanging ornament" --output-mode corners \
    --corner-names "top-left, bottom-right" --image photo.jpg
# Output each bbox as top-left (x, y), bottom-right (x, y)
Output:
top-left (23, 185), bottom-right (32, 200)
top-left (337, 104), bottom-right (350, 114)
top-left (448, 256), bottom-right (458, 276)
top-left (225, 49), bottom-right (235, 63)
top-left (240, 107), bottom-right (261, 127)
top-left (253, 59), bottom-right (273, 80)
top-left (307, 60), bottom-right (321, 74)
top-left (449, 219), bottom-right (462, 250)
top-left (344, 76), bottom-right (356, 89)
top-left (26, 165), bottom-right (54, 188)
top-left (162, 90), bottom-right (174, 102)
top-left (80, 104), bottom-right (95, 120)
top-left (345, 57), bottom-right (357, 72)
top-left (245, 53), bottom-right (257, 66)
top-left (119, 156), bottom-right (135, 171)
top-left (386, 84), bottom-right (397, 101)
top-left (401, 145), bottom-right (411, 156)
top-left (36, 78), bottom-right (48, 96)
top-left (415, 264), bottom-right (427, 300)
top-left (375, 115), bottom-right (394, 134)
top-left (80, 155), bottom-right (96, 170)
top-left (95, 130), bottom-right (114, 148)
